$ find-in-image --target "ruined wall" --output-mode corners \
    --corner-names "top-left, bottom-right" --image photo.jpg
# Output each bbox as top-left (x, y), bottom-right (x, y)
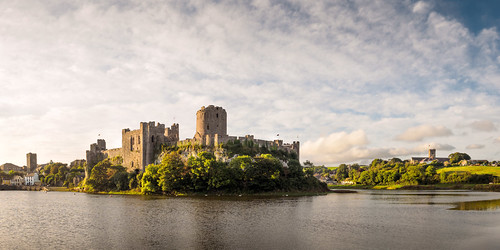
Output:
top-left (120, 122), bottom-right (180, 172)
top-left (85, 141), bottom-right (107, 179)
top-left (165, 123), bottom-right (180, 143)
top-left (121, 128), bottom-right (142, 172)
top-left (70, 159), bottom-right (86, 168)
top-left (26, 153), bottom-right (37, 173)
top-left (142, 122), bottom-right (164, 171)
top-left (103, 148), bottom-right (122, 161)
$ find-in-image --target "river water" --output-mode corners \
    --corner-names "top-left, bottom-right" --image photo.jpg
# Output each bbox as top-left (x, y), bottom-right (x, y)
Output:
top-left (1, 190), bottom-right (500, 250)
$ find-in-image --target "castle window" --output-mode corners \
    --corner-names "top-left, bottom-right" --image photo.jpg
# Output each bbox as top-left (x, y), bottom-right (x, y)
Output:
top-left (131, 161), bottom-right (134, 168)
top-left (207, 125), bottom-right (209, 130)
top-left (138, 136), bottom-right (140, 144)
top-left (216, 113), bottom-right (218, 118)
top-left (151, 136), bottom-right (154, 142)
top-left (130, 137), bottom-right (134, 151)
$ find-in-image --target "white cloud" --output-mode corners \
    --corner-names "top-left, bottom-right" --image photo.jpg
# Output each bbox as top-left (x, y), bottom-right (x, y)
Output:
top-left (466, 144), bottom-right (485, 150)
top-left (413, 142), bottom-right (455, 152)
top-left (468, 120), bottom-right (497, 132)
top-left (302, 130), bottom-right (368, 155)
top-left (0, 1), bottom-right (499, 165)
top-left (301, 131), bottom-right (456, 165)
top-left (395, 125), bottom-right (453, 142)
top-left (412, 1), bottom-right (431, 14)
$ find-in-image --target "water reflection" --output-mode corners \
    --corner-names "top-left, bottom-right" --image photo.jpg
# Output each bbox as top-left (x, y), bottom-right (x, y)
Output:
top-left (451, 199), bottom-right (500, 211)
top-left (2, 191), bottom-right (500, 249)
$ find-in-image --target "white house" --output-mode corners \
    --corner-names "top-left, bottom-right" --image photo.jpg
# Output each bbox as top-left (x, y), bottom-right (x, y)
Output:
top-left (24, 173), bottom-right (40, 186)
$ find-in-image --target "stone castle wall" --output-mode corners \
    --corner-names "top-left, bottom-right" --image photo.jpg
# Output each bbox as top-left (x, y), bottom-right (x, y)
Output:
top-left (86, 105), bottom-right (299, 175)
top-left (121, 128), bottom-right (142, 172)
top-left (87, 122), bottom-right (180, 173)
top-left (184, 105), bottom-right (299, 159)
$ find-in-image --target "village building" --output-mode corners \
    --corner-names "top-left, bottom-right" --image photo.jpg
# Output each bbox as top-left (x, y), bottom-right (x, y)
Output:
top-left (11, 175), bottom-right (24, 186)
top-left (0, 163), bottom-right (23, 172)
top-left (410, 149), bottom-right (449, 164)
top-left (24, 173), bottom-right (40, 186)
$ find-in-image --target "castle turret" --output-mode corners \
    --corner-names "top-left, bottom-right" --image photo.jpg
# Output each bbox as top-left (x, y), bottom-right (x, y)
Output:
top-left (194, 105), bottom-right (227, 145)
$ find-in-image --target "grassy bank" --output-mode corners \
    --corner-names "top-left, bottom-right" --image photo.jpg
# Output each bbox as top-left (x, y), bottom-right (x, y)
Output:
top-left (437, 166), bottom-right (500, 177)
top-left (74, 188), bottom-right (329, 197)
top-left (47, 187), bottom-right (72, 192)
top-left (329, 184), bottom-right (500, 191)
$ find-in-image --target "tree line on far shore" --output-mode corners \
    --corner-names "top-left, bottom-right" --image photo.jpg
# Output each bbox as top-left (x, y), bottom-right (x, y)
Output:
top-left (314, 152), bottom-right (498, 186)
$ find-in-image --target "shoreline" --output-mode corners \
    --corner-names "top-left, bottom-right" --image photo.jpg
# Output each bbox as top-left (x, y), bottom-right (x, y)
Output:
top-left (3, 186), bottom-right (330, 197)
top-left (329, 183), bottom-right (500, 192)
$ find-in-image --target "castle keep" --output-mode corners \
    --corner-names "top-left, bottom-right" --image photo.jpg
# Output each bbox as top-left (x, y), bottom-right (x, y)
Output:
top-left (86, 105), bottom-right (299, 176)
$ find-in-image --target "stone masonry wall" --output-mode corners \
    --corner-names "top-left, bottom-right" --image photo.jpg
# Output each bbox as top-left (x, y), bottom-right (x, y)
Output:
top-left (26, 153), bottom-right (37, 173)
top-left (121, 129), bottom-right (142, 172)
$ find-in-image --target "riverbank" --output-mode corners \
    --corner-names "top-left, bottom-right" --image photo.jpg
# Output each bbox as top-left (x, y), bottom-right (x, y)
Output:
top-left (329, 183), bottom-right (500, 191)
top-left (77, 189), bottom-right (329, 197)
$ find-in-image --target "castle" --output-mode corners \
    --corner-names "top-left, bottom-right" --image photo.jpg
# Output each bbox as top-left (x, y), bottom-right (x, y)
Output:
top-left (86, 105), bottom-right (299, 177)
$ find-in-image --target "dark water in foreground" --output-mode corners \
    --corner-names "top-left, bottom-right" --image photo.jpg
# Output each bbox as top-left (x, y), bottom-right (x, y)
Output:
top-left (1, 190), bottom-right (500, 250)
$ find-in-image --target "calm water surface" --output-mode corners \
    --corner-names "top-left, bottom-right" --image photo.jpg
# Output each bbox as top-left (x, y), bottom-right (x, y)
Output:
top-left (1, 190), bottom-right (500, 249)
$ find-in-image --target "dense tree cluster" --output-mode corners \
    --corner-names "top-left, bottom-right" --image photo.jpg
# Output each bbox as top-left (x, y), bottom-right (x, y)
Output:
top-left (222, 139), bottom-right (298, 161)
top-left (40, 162), bottom-right (85, 187)
top-left (85, 159), bottom-right (136, 192)
top-left (0, 170), bottom-right (25, 180)
top-left (84, 150), bottom-right (326, 194)
top-left (448, 152), bottom-right (471, 164)
top-left (331, 157), bottom-right (496, 185)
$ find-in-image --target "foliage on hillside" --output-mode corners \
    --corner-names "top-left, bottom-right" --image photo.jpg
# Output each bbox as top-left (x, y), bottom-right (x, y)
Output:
top-left (222, 139), bottom-right (299, 161)
top-left (83, 149), bottom-right (326, 194)
top-left (139, 151), bottom-right (324, 194)
top-left (39, 162), bottom-right (85, 187)
top-left (331, 158), bottom-right (499, 185)
top-left (84, 159), bottom-right (138, 192)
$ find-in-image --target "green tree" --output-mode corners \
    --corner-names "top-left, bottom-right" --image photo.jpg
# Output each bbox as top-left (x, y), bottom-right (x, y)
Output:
top-left (85, 160), bottom-right (111, 192)
top-left (449, 152), bottom-right (471, 164)
top-left (188, 151), bottom-right (219, 192)
top-left (303, 160), bottom-right (314, 168)
top-left (141, 164), bottom-right (160, 194)
top-left (335, 164), bottom-right (349, 181)
top-left (158, 151), bottom-right (191, 193)
top-left (244, 154), bottom-right (284, 192)
top-left (400, 165), bottom-right (425, 185)
top-left (110, 171), bottom-right (129, 191)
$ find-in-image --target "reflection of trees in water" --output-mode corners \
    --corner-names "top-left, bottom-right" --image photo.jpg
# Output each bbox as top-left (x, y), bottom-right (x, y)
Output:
top-left (190, 197), bottom-right (304, 249)
top-left (452, 199), bottom-right (500, 211)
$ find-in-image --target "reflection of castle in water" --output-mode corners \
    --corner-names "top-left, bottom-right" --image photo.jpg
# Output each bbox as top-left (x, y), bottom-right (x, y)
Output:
top-left (86, 105), bottom-right (299, 177)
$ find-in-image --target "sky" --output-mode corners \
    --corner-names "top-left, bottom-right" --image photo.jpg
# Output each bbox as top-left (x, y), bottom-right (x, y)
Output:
top-left (1, 0), bottom-right (499, 167)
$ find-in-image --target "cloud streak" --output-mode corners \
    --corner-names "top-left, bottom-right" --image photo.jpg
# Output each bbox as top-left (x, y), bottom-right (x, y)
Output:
top-left (395, 125), bottom-right (453, 142)
top-left (0, 1), bottom-right (499, 165)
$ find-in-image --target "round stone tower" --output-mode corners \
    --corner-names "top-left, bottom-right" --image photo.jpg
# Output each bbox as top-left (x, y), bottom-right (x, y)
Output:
top-left (194, 105), bottom-right (227, 143)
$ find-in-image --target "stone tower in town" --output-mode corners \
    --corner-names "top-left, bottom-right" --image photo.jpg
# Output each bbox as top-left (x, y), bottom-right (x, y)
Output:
top-left (194, 105), bottom-right (227, 145)
top-left (429, 149), bottom-right (436, 160)
top-left (26, 152), bottom-right (37, 173)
